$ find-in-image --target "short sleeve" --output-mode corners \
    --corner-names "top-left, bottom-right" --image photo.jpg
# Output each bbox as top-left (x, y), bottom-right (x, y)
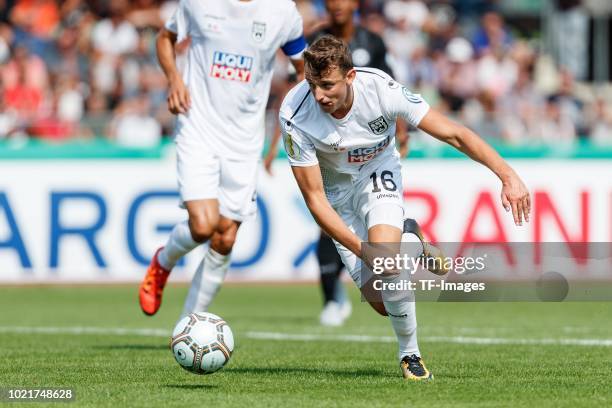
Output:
top-left (279, 116), bottom-right (318, 167)
top-left (381, 82), bottom-right (431, 127)
top-left (164, 0), bottom-right (189, 41)
top-left (280, 2), bottom-right (306, 59)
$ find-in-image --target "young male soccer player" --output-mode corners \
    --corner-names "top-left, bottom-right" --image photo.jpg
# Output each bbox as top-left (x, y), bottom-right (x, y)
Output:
top-left (139, 0), bottom-right (305, 317)
top-left (279, 36), bottom-right (530, 380)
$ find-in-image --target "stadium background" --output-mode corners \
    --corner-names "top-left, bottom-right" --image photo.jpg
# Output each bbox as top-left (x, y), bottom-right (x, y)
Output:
top-left (1, 0), bottom-right (611, 283)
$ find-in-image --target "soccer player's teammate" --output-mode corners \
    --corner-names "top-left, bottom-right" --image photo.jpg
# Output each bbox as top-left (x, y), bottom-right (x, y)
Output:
top-left (139, 0), bottom-right (306, 318)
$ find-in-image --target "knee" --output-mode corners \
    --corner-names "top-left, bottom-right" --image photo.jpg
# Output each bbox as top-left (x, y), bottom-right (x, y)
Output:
top-left (189, 214), bottom-right (219, 243)
top-left (211, 227), bottom-right (238, 254)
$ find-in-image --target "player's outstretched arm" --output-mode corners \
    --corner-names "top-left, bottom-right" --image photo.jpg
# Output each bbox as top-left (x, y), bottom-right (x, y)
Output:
top-left (418, 109), bottom-right (530, 226)
top-left (156, 27), bottom-right (191, 114)
top-left (291, 165), bottom-right (362, 257)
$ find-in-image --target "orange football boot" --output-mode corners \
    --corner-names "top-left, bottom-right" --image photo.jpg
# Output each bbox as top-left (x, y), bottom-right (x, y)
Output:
top-left (139, 247), bottom-right (170, 316)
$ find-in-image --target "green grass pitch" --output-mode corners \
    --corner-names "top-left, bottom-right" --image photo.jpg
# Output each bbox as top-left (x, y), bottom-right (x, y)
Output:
top-left (0, 284), bottom-right (611, 407)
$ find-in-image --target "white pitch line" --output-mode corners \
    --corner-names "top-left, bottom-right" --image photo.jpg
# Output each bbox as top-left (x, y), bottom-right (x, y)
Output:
top-left (0, 326), bottom-right (170, 337)
top-left (1, 326), bottom-right (611, 347)
top-left (245, 331), bottom-right (612, 347)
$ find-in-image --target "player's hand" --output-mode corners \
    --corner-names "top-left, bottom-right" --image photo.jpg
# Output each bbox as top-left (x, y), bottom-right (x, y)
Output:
top-left (361, 242), bottom-right (402, 277)
top-left (263, 153), bottom-right (274, 176)
top-left (263, 143), bottom-right (278, 176)
top-left (501, 174), bottom-right (530, 226)
top-left (167, 76), bottom-right (191, 114)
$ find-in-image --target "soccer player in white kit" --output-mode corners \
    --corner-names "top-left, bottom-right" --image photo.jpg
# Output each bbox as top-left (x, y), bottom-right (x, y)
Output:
top-left (280, 36), bottom-right (530, 380)
top-left (139, 0), bottom-right (306, 317)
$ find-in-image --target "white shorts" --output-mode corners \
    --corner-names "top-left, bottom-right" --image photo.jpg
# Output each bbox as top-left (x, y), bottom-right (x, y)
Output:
top-left (330, 160), bottom-right (405, 287)
top-left (176, 137), bottom-right (258, 222)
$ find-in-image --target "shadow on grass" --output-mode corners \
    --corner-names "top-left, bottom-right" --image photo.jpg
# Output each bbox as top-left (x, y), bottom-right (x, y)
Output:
top-left (93, 344), bottom-right (169, 351)
top-left (164, 384), bottom-right (217, 390)
top-left (226, 366), bottom-right (385, 378)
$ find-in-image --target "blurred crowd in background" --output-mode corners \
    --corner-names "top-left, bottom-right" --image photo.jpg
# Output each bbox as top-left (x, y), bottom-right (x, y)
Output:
top-left (1, 0), bottom-right (612, 148)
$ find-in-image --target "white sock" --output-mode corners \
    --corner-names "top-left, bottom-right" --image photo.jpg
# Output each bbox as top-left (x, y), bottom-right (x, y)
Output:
top-left (158, 221), bottom-right (199, 270)
top-left (381, 274), bottom-right (420, 361)
top-left (384, 299), bottom-right (419, 360)
top-left (181, 248), bottom-right (230, 318)
top-left (384, 230), bottom-right (423, 360)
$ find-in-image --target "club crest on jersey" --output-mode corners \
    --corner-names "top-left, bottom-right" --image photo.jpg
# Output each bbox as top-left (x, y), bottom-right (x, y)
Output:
top-left (252, 22), bottom-right (266, 43)
top-left (210, 51), bottom-right (253, 82)
top-left (367, 116), bottom-right (389, 135)
top-left (329, 135), bottom-right (346, 152)
top-left (347, 136), bottom-right (390, 163)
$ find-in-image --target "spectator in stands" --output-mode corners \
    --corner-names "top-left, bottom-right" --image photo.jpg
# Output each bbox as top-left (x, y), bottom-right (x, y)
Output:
top-left (0, 93), bottom-right (18, 138)
top-left (437, 36), bottom-right (477, 112)
top-left (10, 0), bottom-right (59, 61)
top-left (550, 0), bottom-right (588, 80)
top-left (499, 67), bottom-right (543, 144)
top-left (127, 0), bottom-right (164, 30)
top-left (553, 68), bottom-right (585, 135)
top-left (472, 11), bottom-right (513, 56)
top-left (91, 0), bottom-right (139, 97)
top-left (536, 95), bottom-right (577, 143)
top-left (49, 25), bottom-right (88, 81)
top-left (0, 28), bottom-right (10, 65)
top-left (109, 93), bottom-right (161, 148)
top-left (81, 89), bottom-right (111, 138)
top-left (587, 97), bottom-right (612, 145)
top-left (1, 45), bottom-right (49, 95)
top-left (462, 90), bottom-right (505, 142)
top-left (55, 73), bottom-right (84, 129)
top-left (2, 51), bottom-right (44, 124)
top-left (382, 0), bottom-right (433, 84)
top-left (476, 41), bottom-right (518, 101)
top-left (28, 93), bottom-right (78, 141)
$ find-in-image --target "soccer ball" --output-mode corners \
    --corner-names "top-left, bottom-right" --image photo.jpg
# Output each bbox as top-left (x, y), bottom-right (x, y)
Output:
top-left (171, 312), bottom-right (234, 374)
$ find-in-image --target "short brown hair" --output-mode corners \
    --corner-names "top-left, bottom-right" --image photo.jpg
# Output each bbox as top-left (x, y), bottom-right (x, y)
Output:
top-left (304, 35), bottom-right (353, 79)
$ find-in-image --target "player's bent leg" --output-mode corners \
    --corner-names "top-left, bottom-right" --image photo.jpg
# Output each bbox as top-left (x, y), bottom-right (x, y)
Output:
top-left (181, 216), bottom-right (240, 318)
top-left (139, 200), bottom-right (220, 316)
top-left (366, 205), bottom-right (432, 379)
top-left (368, 223), bottom-right (402, 243)
top-left (333, 242), bottom-right (387, 316)
top-left (327, 210), bottom-right (387, 317)
top-left (360, 278), bottom-right (387, 316)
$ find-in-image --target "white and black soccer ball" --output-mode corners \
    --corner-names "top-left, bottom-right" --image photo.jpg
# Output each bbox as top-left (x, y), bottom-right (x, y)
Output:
top-left (171, 312), bottom-right (234, 374)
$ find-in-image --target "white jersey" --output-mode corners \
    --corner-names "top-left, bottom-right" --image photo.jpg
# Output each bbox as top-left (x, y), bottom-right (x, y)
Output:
top-left (166, 0), bottom-right (305, 159)
top-left (280, 68), bottom-right (430, 207)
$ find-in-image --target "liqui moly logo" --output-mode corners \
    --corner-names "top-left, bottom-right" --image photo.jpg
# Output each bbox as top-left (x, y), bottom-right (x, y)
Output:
top-left (347, 136), bottom-right (391, 163)
top-left (210, 51), bottom-right (253, 82)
